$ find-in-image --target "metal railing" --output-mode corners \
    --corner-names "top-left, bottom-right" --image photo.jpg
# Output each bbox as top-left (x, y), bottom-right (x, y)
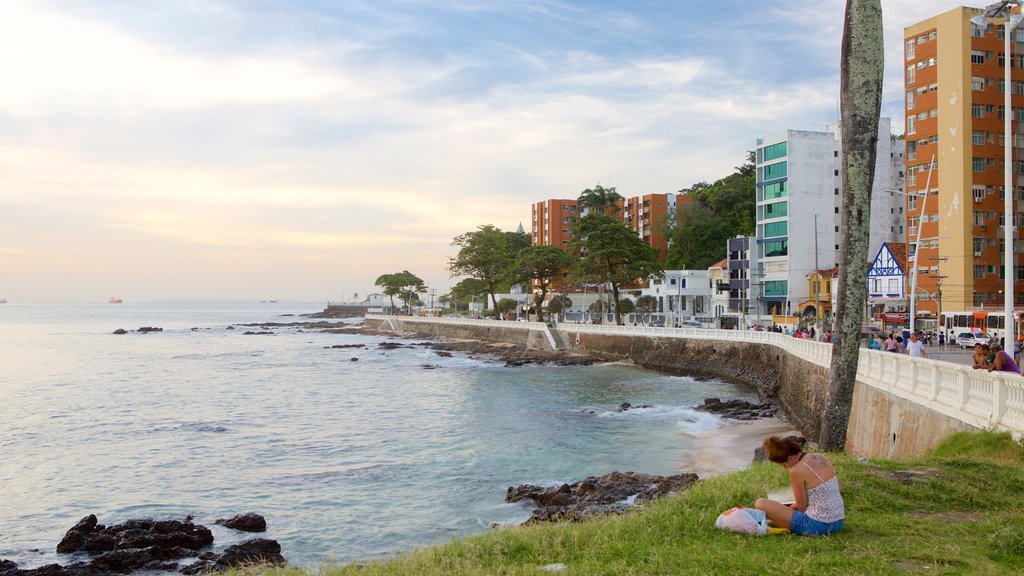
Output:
top-left (365, 314), bottom-right (1024, 437)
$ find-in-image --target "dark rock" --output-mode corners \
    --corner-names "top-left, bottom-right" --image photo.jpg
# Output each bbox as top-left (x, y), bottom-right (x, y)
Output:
top-left (56, 515), bottom-right (98, 553)
top-left (112, 329), bottom-right (127, 335)
top-left (421, 364), bottom-right (437, 369)
top-left (215, 539), bottom-right (285, 567)
top-left (226, 326), bottom-right (235, 330)
top-left (351, 357), bottom-right (359, 362)
top-left (506, 470), bottom-right (699, 524)
top-left (697, 397), bottom-right (776, 421)
top-left (616, 403), bottom-right (652, 412)
top-left (242, 331), bottom-right (274, 335)
top-left (378, 342), bottom-right (410, 350)
top-left (136, 327), bottom-right (163, 333)
top-left (1, 559), bottom-right (18, 573)
top-left (434, 351), bottom-right (452, 357)
top-left (214, 513), bottom-right (266, 533)
top-left (330, 344), bottom-right (364, 349)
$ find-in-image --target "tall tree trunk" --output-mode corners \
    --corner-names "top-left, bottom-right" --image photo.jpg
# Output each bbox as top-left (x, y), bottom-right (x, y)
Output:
top-left (819, 0), bottom-right (884, 451)
top-left (611, 282), bottom-right (622, 325)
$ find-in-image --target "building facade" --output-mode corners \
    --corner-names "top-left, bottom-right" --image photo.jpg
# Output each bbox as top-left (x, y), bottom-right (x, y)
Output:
top-left (622, 194), bottom-right (677, 261)
top-left (904, 6), bottom-right (1024, 314)
top-left (531, 199), bottom-right (578, 250)
top-left (753, 119), bottom-right (903, 319)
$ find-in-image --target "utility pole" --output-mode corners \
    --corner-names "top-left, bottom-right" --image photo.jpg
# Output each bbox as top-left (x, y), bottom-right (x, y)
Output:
top-left (929, 255), bottom-right (948, 335)
top-left (814, 214), bottom-right (821, 330)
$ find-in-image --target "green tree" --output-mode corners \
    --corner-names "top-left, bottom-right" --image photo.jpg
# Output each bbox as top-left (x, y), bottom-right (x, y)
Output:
top-left (577, 184), bottom-right (624, 215)
top-left (374, 271), bottom-right (426, 311)
top-left (820, 0), bottom-right (883, 450)
top-left (495, 298), bottom-right (518, 317)
top-left (634, 295), bottom-right (658, 325)
top-left (546, 294), bottom-right (572, 316)
top-left (570, 213), bottom-right (664, 326)
top-left (448, 225), bottom-right (526, 309)
top-left (665, 158), bottom-right (755, 269)
top-left (450, 278), bottom-right (488, 312)
top-left (617, 298), bottom-right (636, 315)
top-left (509, 245), bottom-right (575, 322)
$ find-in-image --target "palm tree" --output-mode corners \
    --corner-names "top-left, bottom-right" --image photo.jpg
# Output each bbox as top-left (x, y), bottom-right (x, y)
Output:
top-left (577, 184), bottom-right (624, 215)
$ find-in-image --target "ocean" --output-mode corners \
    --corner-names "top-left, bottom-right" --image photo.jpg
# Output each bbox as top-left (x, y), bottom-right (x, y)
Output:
top-left (0, 301), bottom-right (759, 569)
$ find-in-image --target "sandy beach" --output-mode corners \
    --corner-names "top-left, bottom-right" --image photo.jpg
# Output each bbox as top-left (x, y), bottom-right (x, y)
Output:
top-left (681, 417), bottom-right (803, 478)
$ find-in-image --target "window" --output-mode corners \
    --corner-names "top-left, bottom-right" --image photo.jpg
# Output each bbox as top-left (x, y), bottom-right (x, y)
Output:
top-left (763, 181), bottom-right (787, 200)
top-left (764, 221), bottom-right (788, 238)
top-left (974, 210), bottom-right (985, 225)
top-left (888, 279), bottom-right (899, 294)
top-left (907, 115), bottom-right (916, 135)
top-left (972, 104), bottom-right (984, 118)
top-left (974, 186), bottom-right (986, 202)
top-left (972, 76), bottom-right (985, 91)
top-left (763, 161), bottom-right (787, 180)
top-left (763, 240), bottom-right (788, 258)
top-left (762, 142), bottom-right (787, 161)
top-left (906, 39), bottom-right (915, 59)
top-left (929, 31), bottom-right (938, 41)
top-left (907, 90), bottom-right (915, 109)
top-left (973, 157), bottom-right (986, 172)
top-left (908, 195), bottom-right (917, 211)
top-left (972, 130), bottom-right (985, 145)
top-left (975, 265), bottom-right (985, 279)
top-left (972, 50), bottom-right (986, 64)
top-left (929, 57), bottom-right (937, 67)
top-left (972, 25), bottom-right (985, 38)
top-left (764, 201), bottom-right (788, 218)
top-left (907, 65), bottom-right (915, 84)
top-left (764, 280), bottom-right (787, 297)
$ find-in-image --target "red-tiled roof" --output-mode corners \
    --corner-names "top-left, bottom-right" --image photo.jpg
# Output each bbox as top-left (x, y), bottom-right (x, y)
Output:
top-left (710, 258), bottom-right (728, 269)
top-left (886, 242), bottom-right (908, 270)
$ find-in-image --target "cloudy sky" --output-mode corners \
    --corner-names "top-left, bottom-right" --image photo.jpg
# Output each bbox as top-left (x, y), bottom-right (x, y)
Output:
top-left (0, 0), bottom-right (972, 303)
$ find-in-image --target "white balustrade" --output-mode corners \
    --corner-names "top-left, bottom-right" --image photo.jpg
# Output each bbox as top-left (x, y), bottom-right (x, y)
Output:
top-left (366, 314), bottom-right (1024, 437)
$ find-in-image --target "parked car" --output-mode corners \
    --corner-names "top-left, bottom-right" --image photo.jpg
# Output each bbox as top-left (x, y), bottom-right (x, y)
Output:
top-left (957, 332), bottom-right (992, 349)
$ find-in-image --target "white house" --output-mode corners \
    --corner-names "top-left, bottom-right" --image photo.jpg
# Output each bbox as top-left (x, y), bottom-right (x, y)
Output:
top-left (867, 242), bottom-right (908, 315)
top-left (640, 270), bottom-right (712, 326)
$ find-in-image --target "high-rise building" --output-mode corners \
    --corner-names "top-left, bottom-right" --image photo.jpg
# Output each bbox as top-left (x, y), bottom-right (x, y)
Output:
top-left (904, 6), bottom-right (1023, 313)
top-left (530, 193), bottom-right (677, 260)
top-left (752, 120), bottom-right (902, 319)
top-left (531, 199), bottom-right (578, 250)
top-left (622, 194), bottom-right (677, 260)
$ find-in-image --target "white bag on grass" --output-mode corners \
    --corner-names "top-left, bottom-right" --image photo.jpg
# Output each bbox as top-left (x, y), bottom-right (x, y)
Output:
top-left (714, 506), bottom-right (767, 535)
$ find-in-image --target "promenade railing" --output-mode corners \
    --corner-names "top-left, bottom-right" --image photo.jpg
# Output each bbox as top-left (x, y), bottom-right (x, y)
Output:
top-left (365, 315), bottom-right (1024, 437)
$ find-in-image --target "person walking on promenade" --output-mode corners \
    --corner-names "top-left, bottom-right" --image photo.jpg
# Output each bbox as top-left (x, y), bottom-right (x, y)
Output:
top-left (938, 332), bottom-right (945, 349)
top-left (906, 333), bottom-right (926, 358)
top-left (755, 436), bottom-right (844, 536)
top-left (884, 333), bottom-right (897, 353)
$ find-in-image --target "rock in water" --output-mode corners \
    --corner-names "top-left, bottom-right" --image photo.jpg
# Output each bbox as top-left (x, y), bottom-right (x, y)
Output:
top-left (214, 513), bottom-right (266, 533)
top-left (506, 471), bottom-right (699, 524)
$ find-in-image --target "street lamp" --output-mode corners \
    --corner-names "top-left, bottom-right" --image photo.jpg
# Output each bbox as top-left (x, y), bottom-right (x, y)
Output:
top-left (972, 1), bottom-right (1021, 347)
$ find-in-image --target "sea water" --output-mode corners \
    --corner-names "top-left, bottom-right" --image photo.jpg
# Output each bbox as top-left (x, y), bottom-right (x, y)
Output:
top-left (0, 301), bottom-right (757, 569)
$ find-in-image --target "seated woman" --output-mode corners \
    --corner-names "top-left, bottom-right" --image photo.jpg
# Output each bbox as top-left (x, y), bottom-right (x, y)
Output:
top-left (755, 436), bottom-right (844, 536)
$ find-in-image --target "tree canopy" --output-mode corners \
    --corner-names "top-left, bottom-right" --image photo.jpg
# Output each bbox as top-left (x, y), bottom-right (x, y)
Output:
top-left (448, 225), bottom-right (530, 309)
top-left (666, 157), bottom-right (755, 269)
top-left (374, 270), bottom-right (426, 310)
top-left (570, 212), bottom-right (663, 325)
top-left (577, 184), bottom-right (624, 215)
top-left (509, 245), bottom-right (575, 322)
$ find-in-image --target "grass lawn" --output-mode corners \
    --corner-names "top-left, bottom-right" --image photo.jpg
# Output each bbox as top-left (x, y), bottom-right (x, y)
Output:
top-left (245, 431), bottom-right (1024, 575)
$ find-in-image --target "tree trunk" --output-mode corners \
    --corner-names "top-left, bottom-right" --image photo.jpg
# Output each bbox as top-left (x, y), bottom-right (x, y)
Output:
top-left (536, 285), bottom-right (548, 322)
top-left (819, 0), bottom-right (883, 451)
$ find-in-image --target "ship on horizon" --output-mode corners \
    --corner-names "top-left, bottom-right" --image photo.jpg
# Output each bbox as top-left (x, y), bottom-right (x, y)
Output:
top-left (109, 297), bottom-right (123, 304)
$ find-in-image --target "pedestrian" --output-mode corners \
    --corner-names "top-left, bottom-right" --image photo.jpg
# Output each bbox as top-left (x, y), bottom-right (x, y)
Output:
top-left (906, 333), bottom-right (926, 358)
top-left (884, 333), bottom-right (898, 353)
top-left (938, 332), bottom-right (945, 348)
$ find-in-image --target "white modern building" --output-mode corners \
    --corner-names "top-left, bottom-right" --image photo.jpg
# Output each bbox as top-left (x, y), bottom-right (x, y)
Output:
top-left (640, 270), bottom-right (712, 326)
top-left (753, 118), bottom-right (904, 319)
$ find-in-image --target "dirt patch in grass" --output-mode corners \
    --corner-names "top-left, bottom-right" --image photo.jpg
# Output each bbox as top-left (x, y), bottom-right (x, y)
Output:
top-left (871, 466), bottom-right (942, 484)
top-left (909, 510), bottom-right (981, 522)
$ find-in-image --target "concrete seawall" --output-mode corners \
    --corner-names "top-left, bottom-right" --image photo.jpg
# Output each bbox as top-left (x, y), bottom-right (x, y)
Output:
top-left (368, 316), bottom-right (995, 458)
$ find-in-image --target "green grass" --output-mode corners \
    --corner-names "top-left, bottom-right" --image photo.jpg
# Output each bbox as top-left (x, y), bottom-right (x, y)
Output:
top-left (242, 431), bottom-right (1024, 575)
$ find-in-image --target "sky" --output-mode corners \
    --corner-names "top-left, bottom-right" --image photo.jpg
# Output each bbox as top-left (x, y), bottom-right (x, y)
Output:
top-left (0, 0), bottom-right (977, 303)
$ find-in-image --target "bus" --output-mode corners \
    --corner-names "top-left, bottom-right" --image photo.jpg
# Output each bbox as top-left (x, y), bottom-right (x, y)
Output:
top-left (940, 311), bottom-right (1024, 342)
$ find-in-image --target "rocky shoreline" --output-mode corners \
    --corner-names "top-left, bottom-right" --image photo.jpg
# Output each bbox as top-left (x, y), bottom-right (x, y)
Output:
top-left (0, 514), bottom-right (283, 576)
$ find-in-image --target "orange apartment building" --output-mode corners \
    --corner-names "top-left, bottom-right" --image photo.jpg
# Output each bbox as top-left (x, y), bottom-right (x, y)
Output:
top-left (530, 194), bottom-right (678, 260)
top-left (905, 6), bottom-right (1023, 314)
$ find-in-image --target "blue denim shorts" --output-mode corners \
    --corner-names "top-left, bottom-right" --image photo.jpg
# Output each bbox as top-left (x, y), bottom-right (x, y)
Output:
top-left (790, 510), bottom-right (844, 536)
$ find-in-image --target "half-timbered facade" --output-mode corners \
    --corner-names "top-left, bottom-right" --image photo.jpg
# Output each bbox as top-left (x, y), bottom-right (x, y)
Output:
top-left (867, 242), bottom-right (908, 314)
